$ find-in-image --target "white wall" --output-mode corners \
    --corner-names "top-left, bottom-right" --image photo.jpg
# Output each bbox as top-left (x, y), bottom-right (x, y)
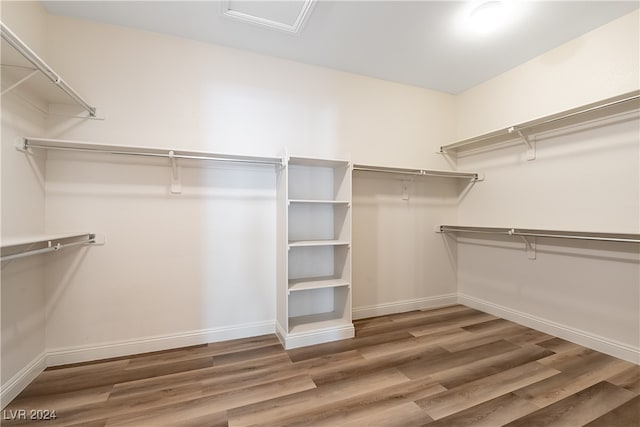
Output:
top-left (1, 0), bottom-right (50, 406)
top-left (454, 11), bottom-right (640, 362)
top-left (44, 15), bottom-right (455, 169)
top-left (34, 14), bottom-right (456, 362)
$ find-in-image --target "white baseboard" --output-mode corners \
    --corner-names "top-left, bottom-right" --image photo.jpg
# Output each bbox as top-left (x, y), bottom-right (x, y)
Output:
top-left (1, 351), bottom-right (47, 409)
top-left (46, 320), bottom-right (275, 367)
top-left (282, 324), bottom-right (355, 350)
top-left (458, 293), bottom-right (640, 364)
top-left (353, 294), bottom-right (458, 320)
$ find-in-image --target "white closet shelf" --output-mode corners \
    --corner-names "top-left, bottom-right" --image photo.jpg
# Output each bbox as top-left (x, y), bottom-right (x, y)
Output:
top-left (1, 22), bottom-right (98, 118)
top-left (437, 225), bottom-right (640, 244)
top-left (21, 137), bottom-right (283, 166)
top-left (288, 313), bottom-right (352, 334)
top-left (1, 233), bottom-right (92, 248)
top-left (1, 233), bottom-right (102, 262)
top-left (288, 240), bottom-right (350, 248)
top-left (289, 199), bottom-right (350, 205)
top-left (439, 90), bottom-right (640, 157)
top-left (353, 164), bottom-right (480, 180)
top-left (288, 277), bottom-right (350, 293)
top-left (288, 156), bottom-right (350, 167)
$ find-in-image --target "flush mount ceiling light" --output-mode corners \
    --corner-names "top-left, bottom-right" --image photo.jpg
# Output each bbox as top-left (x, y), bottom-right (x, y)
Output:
top-left (457, 0), bottom-right (518, 36)
top-left (221, 0), bottom-right (316, 34)
top-left (470, 1), bottom-right (505, 33)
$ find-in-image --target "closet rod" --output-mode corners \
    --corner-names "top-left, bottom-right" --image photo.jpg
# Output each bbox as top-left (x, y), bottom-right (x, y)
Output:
top-left (22, 138), bottom-right (283, 166)
top-left (0, 22), bottom-right (97, 117)
top-left (353, 164), bottom-right (478, 180)
top-left (353, 165), bottom-right (422, 175)
top-left (439, 225), bottom-right (640, 244)
top-left (1, 235), bottom-right (96, 262)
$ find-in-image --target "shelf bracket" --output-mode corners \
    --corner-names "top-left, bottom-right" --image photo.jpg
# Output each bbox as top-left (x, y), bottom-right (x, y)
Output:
top-left (1, 69), bottom-right (39, 96)
top-left (508, 126), bottom-right (536, 161)
top-left (401, 179), bottom-right (411, 200)
top-left (509, 229), bottom-right (536, 259)
top-left (168, 150), bottom-right (182, 194)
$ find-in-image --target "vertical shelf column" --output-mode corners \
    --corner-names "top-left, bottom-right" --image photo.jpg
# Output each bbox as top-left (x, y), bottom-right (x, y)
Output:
top-left (276, 156), bottom-right (355, 349)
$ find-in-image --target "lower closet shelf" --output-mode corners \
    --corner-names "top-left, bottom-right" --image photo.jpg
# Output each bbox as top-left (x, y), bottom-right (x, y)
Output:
top-left (288, 313), bottom-right (353, 334)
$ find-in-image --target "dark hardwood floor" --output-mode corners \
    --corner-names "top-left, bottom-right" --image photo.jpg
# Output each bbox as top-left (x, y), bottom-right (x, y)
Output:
top-left (3, 305), bottom-right (639, 426)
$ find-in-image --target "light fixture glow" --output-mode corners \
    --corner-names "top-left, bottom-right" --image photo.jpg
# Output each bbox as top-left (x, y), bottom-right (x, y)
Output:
top-left (469, 1), bottom-right (506, 34)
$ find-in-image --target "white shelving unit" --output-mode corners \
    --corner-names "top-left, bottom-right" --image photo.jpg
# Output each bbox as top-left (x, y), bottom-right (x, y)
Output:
top-left (276, 155), bottom-right (354, 349)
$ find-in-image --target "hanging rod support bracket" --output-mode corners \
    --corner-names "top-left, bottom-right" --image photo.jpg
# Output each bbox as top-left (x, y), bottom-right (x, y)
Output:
top-left (508, 228), bottom-right (536, 259)
top-left (168, 150), bottom-right (182, 194)
top-left (15, 138), bottom-right (30, 153)
top-left (508, 126), bottom-right (536, 161)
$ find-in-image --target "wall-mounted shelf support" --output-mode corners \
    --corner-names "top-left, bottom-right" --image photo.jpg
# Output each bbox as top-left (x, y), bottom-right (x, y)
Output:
top-left (508, 126), bottom-right (536, 160)
top-left (508, 228), bottom-right (536, 259)
top-left (168, 150), bottom-right (182, 194)
top-left (401, 179), bottom-right (410, 200)
top-left (1, 68), bottom-right (38, 96)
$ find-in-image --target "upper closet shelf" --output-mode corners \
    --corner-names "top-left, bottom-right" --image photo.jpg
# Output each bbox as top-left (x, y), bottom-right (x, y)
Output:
top-left (20, 137), bottom-right (283, 194)
top-left (0, 21), bottom-right (99, 119)
top-left (439, 90), bottom-right (640, 159)
top-left (21, 137), bottom-right (283, 166)
top-left (353, 164), bottom-right (480, 181)
top-left (1, 233), bottom-right (103, 262)
top-left (438, 225), bottom-right (640, 244)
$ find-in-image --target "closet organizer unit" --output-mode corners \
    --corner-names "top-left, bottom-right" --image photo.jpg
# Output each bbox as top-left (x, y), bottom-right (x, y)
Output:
top-left (1, 22), bottom-right (102, 261)
top-left (436, 89), bottom-right (640, 252)
top-left (277, 156), bottom-right (354, 349)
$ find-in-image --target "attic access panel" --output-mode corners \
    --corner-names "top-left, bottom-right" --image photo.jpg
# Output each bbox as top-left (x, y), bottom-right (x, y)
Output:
top-left (222, 0), bottom-right (315, 33)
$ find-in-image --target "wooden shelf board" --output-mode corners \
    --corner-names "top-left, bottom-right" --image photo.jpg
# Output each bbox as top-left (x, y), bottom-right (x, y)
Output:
top-left (288, 156), bottom-right (349, 167)
top-left (288, 240), bottom-right (350, 248)
top-left (289, 199), bottom-right (350, 205)
top-left (288, 277), bottom-right (350, 292)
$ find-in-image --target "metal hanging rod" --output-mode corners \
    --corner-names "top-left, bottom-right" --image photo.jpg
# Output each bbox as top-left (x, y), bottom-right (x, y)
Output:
top-left (440, 90), bottom-right (640, 155)
top-left (21, 137), bottom-right (283, 166)
top-left (1, 234), bottom-right (97, 262)
top-left (438, 225), bottom-right (640, 244)
top-left (0, 21), bottom-right (97, 117)
top-left (353, 164), bottom-right (479, 180)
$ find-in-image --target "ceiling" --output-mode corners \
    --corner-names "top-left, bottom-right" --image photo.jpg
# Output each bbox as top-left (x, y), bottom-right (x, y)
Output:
top-left (41, 1), bottom-right (639, 94)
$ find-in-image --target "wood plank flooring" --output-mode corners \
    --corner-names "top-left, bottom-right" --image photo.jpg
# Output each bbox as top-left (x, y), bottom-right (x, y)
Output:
top-left (3, 305), bottom-right (639, 426)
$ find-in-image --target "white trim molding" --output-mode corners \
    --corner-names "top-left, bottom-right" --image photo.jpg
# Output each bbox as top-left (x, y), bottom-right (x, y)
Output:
top-left (458, 293), bottom-right (640, 364)
top-left (1, 351), bottom-right (47, 409)
top-left (46, 320), bottom-right (275, 367)
top-left (281, 324), bottom-right (355, 350)
top-left (353, 294), bottom-right (458, 320)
